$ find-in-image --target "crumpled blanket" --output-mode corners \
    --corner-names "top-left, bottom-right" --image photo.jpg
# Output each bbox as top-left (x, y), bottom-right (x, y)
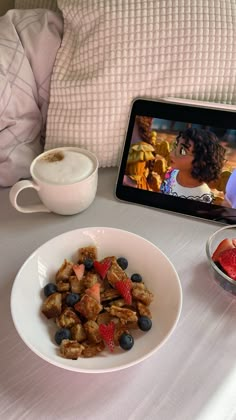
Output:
top-left (0, 9), bottom-right (63, 187)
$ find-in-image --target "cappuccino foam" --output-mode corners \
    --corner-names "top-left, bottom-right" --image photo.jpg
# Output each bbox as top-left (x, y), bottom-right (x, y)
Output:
top-left (33, 150), bottom-right (94, 185)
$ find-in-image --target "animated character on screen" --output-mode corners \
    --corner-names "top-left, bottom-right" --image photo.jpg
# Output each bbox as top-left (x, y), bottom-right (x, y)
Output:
top-left (160, 128), bottom-right (226, 203)
top-left (222, 169), bottom-right (236, 208)
top-left (123, 142), bottom-right (155, 190)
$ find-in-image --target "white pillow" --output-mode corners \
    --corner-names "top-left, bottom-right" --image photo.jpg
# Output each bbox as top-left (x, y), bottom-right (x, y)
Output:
top-left (45, 0), bottom-right (236, 167)
top-left (0, 9), bottom-right (62, 187)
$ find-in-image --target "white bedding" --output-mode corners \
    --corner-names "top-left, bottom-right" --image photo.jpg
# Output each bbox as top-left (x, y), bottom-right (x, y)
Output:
top-left (45, 0), bottom-right (236, 167)
top-left (0, 8), bottom-right (62, 187)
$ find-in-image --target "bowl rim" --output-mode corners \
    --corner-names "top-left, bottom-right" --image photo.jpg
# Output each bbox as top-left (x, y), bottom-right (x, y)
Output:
top-left (206, 224), bottom-right (236, 285)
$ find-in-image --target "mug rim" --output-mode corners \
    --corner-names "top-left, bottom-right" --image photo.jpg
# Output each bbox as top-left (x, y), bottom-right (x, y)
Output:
top-left (30, 147), bottom-right (99, 186)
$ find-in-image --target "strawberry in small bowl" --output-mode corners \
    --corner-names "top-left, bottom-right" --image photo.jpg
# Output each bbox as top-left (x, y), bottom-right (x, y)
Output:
top-left (206, 225), bottom-right (236, 294)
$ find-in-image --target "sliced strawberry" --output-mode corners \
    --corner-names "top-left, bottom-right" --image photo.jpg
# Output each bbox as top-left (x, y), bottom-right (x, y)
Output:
top-left (218, 248), bottom-right (236, 280)
top-left (73, 263), bottom-right (85, 280)
top-left (85, 282), bottom-right (101, 304)
top-left (93, 260), bottom-right (111, 279)
top-left (99, 321), bottom-right (115, 352)
top-left (115, 279), bottom-right (132, 305)
top-left (212, 239), bottom-right (236, 262)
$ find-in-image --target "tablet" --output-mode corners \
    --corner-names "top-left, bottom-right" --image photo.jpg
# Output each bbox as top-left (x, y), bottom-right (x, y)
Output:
top-left (115, 98), bottom-right (236, 225)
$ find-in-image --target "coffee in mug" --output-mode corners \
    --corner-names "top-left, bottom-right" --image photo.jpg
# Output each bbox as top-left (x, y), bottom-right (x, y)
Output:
top-left (9, 147), bottom-right (99, 215)
top-left (33, 150), bottom-right (95, 185)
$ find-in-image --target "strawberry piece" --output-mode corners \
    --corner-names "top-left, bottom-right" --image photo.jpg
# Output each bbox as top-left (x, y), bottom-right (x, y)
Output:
top-left (115, 279), bottom-right (132, 305)
top-left (99, 321), bottom-right (115, 352)
top-left (218, 248), bottom-right (236, 280)
top-left (85, 282), bottom-right (101, 303)
top-left (73, 263), bottom-right (85, 280)
top-left (93, 260), bottom-right (111, 279)
top-left (212, 239), bottom-right (236, 262)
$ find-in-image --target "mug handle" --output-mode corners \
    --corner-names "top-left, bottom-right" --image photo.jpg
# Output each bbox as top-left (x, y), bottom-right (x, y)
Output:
top-left (9, 180), bottom-right (51, 213)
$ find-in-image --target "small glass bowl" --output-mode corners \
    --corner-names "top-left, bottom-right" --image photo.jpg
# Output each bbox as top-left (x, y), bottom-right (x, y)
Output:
top-left (206, 225), bottom-right (236, 295)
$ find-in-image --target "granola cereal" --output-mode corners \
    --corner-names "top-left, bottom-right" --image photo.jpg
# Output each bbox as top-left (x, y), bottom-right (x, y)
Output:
top-left (41, 246), bottom-right (154, 359)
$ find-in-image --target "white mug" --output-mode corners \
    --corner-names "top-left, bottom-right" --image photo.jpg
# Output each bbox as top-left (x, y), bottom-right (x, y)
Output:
top-left (9, 147), bottom-right (99, 215)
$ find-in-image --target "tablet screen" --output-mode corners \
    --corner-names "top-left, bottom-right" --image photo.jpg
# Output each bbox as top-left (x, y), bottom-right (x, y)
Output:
top-left (116, 98), bottom-right (236, 224)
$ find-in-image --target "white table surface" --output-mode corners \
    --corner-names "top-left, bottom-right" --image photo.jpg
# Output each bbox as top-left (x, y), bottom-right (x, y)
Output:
top-left (1, 167), bottom-right (236, 420)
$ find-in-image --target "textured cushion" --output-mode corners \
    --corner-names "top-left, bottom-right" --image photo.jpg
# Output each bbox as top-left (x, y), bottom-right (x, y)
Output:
top-left (45, 0), bottom-right (236, 167)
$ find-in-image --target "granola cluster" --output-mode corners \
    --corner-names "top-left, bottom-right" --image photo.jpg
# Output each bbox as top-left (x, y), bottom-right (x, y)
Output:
top-left (41, 246), bottom-right (154, 359)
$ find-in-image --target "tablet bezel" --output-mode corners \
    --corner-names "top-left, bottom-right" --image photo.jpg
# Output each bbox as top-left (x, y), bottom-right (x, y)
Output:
top-left (115, 98), bottom-right (236, 225)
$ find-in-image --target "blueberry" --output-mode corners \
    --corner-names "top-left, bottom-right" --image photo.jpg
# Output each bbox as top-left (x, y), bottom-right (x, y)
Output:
top-left (65, 293), bottom-right (80, 307)
top-left (131, 273), bottom-right (142, 283)
top-left (119, 333), bottom-right (134, 350)
top-left (44, 283), bottom-right (57, 297)
top-left (55, 328), bottom-right (71, 345)
top-left (84, 258), bottom-right (94, 270)
top-left (138, 316), bottom-right (152, 331)
top-left (117, 257), bottom-right (128, 270)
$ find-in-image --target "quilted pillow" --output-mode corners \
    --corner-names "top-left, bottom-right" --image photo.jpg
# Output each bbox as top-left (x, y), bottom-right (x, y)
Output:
top-left (45, 0), bottom-right (236, 167)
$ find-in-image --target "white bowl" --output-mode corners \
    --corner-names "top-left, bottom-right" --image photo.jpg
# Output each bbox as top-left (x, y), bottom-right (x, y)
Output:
top-left (206, 224), bottom-right (236, 295)
top-left (11, 227), bottom-right (182, 373)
